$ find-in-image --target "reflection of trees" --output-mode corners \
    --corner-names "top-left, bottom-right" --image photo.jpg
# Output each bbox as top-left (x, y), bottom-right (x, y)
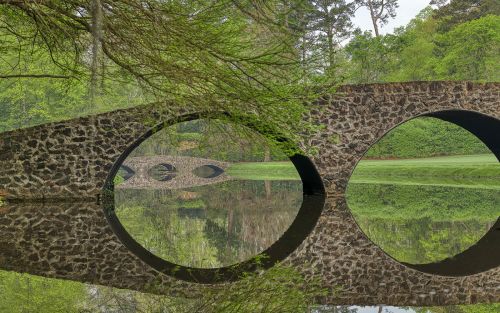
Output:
top-left (199, 180), bottom-right (302, 264)
top-left (347, 183), bottom-right (499, 264)
top-left (347, 184), bottom-right (500, 221)
top-left (356, 217), bottom-right (494, 264)
top-left (115, 180), bottom-right (302, 268)
top-left (204, 219), bottom-right (241, 265)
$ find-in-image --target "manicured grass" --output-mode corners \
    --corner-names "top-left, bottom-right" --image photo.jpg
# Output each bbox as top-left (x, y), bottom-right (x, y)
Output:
top-left (226, 161), bottom-right (301, 181)
top-left (350, 176), bottom-right (500, 190)
top-left (351, 154), bottom-right (500, 188)
top-left (226, 154), bottom-right (500, 187)
top-left (359, 154), bottom-right (497, 165)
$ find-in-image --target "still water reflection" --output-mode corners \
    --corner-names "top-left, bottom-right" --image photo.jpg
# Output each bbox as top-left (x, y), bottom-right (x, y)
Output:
top-left (114, 180), bottom-right (302, 268)
top-left (347, 183), bottom-right (499, 264)
top-left (113, 118), bottom-right (304, 268)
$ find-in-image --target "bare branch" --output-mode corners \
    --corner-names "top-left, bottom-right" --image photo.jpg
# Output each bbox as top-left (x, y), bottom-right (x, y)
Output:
top-left (0, 73), bottom-right (72, 78)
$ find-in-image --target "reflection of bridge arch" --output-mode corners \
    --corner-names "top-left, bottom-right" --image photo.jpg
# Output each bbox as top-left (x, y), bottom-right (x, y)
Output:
top-left (116, 156), bottom-right (231, 190)
top-left (0, 82), bottom-right (499, 306)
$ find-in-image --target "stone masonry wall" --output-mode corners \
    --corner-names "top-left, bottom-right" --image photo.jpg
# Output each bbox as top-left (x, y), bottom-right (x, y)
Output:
top-left (0, 81), bottom-right (498, 305)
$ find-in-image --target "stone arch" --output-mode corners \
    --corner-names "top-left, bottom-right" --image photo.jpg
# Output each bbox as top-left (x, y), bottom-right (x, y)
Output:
top-left (343, 108), bottom-right (500, 276)
top-left (1, 82), bottom-right (499, 305)
top-left (101, 113), bottom-right (326, 283)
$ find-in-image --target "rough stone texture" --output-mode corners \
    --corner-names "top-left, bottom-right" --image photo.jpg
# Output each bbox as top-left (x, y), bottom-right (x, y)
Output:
top-left (0, 201), bottom-right (197, 295)
top-left (118, 156), bottom-right (231, 190)
top-left (0, 81), bottom-right (499, 305)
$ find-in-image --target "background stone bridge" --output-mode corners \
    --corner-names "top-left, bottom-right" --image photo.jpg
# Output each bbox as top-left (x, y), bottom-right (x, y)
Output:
top-left (117, 155), bottom-right (231, 189)
top-left (0, 81), bottom-right (498, 306)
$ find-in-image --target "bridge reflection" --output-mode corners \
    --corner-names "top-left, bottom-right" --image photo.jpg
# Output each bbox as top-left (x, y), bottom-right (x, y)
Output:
top-left (116, 156), bottom-right (232, 189)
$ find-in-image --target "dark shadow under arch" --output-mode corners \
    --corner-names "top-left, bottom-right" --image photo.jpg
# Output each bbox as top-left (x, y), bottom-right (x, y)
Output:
top-left (101, 113), bottom-right (326, 283)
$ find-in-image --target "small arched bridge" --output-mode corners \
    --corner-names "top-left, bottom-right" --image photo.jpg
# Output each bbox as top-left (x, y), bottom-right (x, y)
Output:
top-left (0, 81), bottom-right (499, 306)
top-left (116, 156), bottom-right (231, 189)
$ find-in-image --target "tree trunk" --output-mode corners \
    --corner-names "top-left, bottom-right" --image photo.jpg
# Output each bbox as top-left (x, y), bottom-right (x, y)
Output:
top-left (326, 26), bottom-right (335, 75)
top-left (264, 147), bottom-right (271, 198)
top-left (90, 0), bottom-right (103, 109)
top-left (368, 0), bottom-right (380, 37)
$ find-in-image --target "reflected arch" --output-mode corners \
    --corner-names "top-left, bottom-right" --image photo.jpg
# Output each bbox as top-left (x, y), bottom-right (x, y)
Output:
top-left (101, 113), bottom-right (326, 283)
top-left (407, 109), bottom-right (500, 276)
top-left (346, 108), bottom-right (500, 277)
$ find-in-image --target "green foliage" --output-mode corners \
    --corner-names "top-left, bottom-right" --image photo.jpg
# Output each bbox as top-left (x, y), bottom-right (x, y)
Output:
top-left (347, 117), bottom-right (499, 265)
top-left (0, 0), bottom-right (317, 145)
top-left (115, 179), bottom-right (302, 268)
top-left (347, 183), bottom-right (499, 221)
top-left (434, 15), bottom-right (500, 81)
top-left (354, 216), bottom-right (493, 264)
top-left (0, 270), bottom-right (86, 313)
top-left (0, 39), bottom-right (149, 132)
top-left (130, 119), bottom-right (293, 162)
top-left (432, 0), bottom-right (500, 31)
top-left (192, 263), bottom-right (328, 313)
top-left (364, 117), bottom-right (490, 158)
top-left (346, 12), bottom-right (500, 83)
top-left (344, 30), bottom-right (389, 83)
top-left (347, 182), bottom-right (499, 263)
top-left (352, 154), bottom-right (500, 188)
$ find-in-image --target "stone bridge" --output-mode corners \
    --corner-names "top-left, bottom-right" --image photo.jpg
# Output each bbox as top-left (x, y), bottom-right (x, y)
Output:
top-left (0, 81), bottom-right (499, 306)
top-left (117, 156), bottom-right (232, 189)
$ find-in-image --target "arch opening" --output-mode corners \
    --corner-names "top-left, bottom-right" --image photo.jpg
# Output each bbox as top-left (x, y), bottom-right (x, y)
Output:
top-left (102, 116), bottom-right (325, 283)
top-left (346, 110), bottom-right (500, 276)
top-left (148, 163), bottom-right (177, 181)
top-left (192, 164), bottom-right (224, 179)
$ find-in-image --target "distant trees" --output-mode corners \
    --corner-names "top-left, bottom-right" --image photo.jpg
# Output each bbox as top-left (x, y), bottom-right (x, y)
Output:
top-left (435, 15), bottom-right (500, 80)
top-left (308, 0), bottom-right (356, 79)
top-left (0, 0), bottom-right (498, 132)
top-left (431, 0), bottom-right (500, 31)
top-left (345, 10), bottom-right (500, 83)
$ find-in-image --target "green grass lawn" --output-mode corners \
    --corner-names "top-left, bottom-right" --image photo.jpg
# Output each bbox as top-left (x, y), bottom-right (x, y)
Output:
top-left (226, 154), bottom-right (500, 187)
top-left (351, 154), bottom-right (500, 189)
top-left (226, 161), bottom-right (301, 180)
top-left (357, 154), bottom-right (498, 166)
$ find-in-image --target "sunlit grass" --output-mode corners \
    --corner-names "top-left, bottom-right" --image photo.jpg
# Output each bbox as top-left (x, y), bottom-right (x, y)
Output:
top-left (351, 154), bottom-right (500, 188)
top-left (226, 161), bottom-right (301, 180)
top-left (227, 154), bottom-right (500, 188)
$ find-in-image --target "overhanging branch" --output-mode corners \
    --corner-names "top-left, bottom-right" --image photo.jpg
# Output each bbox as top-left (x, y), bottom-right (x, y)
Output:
top-left (0, 74), bottom-right (72, 79)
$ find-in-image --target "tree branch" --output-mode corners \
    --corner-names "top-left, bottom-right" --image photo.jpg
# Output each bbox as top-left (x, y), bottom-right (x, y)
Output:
top-left (0, 74), bottom-right (72, 79)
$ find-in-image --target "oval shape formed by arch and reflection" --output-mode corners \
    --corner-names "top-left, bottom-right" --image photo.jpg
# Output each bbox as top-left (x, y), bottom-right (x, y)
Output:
top-left (104, 118), bottom-right (325, 283)
top-left (347, 111), bottom-right (500, 276)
